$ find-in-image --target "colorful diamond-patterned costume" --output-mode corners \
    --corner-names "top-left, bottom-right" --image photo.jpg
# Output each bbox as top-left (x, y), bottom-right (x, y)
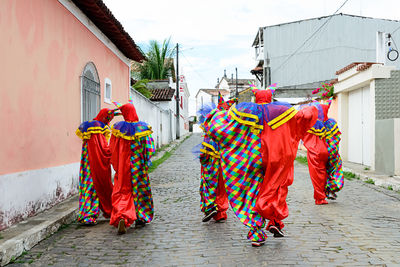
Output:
top-left (197, 94), bottom-right (234, 221)
top-left (109, 103), bottom-right (155, 228)
top-left (76, 108), bottom-right (115, 224)
top-left (301, 101), bottom-right (344, 201)
top-left (203, 104), bottom-right (267, 243)
top-left (324, 118), bottom-right (344, 194)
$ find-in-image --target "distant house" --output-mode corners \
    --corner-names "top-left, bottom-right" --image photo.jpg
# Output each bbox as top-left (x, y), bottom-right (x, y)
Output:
top-left (145, 75), bottom-right (190, 135)
top-left (0, 0), bottom-right (144, 230)
top-left (195, 89), bottom-right (230, 113)
top-left (215, 71), bottom-right (255, 99)
top-left (252, 13), bottom-right (400, 101)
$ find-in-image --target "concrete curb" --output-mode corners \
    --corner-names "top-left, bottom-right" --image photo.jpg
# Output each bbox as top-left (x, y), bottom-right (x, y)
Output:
top-left (0, 133), bottom-right (192, 266)
top-left (297, 150), bottom-right (400, 192)
top-left (0, 196), bottom-right (77, 266)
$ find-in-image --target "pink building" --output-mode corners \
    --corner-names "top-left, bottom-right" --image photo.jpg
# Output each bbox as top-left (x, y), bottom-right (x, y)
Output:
top-left (0, 0), bottom-right (144, 230)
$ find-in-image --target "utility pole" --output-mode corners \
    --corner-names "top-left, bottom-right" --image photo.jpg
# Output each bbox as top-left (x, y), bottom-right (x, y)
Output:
top-left (175, 43), bottom-right (180, 139)
top-left (235, 67), bottom-right (238, 99)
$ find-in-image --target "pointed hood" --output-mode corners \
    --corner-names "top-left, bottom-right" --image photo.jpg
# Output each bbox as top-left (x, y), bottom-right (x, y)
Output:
top-left (94, 108), bottom-right (115, 125)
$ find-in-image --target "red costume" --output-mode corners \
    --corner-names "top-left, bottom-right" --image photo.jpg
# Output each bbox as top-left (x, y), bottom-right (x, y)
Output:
top-left (76, 108), bottom-right (114, 224)
top-left (252, 89), bottom-right (318, 235)
top-left (302, 103), bottom-right (330, 205)
top-left (109, 102), bottom-right (155, 234)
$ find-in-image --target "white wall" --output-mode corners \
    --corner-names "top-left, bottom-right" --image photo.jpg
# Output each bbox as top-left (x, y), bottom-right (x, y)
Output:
top-left (130, 88), bottom-right (185, 147)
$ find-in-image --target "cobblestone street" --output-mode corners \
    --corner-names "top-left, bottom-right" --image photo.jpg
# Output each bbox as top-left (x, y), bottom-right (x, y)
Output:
top-left (11, 134), bottom-right (400, 266)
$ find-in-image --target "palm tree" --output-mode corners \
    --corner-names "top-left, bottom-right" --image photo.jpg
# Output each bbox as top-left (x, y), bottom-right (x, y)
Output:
top-left (134, 38), bottom-right (175, 80)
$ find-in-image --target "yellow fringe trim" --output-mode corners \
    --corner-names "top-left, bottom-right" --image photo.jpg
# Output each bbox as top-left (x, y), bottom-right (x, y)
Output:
top-left (229, 107), bottom-right (263, 130)
top-left (76, 126), bottom-right (111, 141)
top-left (268, 107), bottom-right (298, 129)
top-left (307, 126), bottom-right (327, 137)
top-left (325, 125), bottom-right (340, 139)
top-left (111, 128), bottom-right (153, 141)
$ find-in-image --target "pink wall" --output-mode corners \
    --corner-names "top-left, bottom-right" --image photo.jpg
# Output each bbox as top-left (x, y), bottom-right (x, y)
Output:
top-left (328, 97), bottom-right (338, 121)
top-left (0, 0), bottom-right (130, 174)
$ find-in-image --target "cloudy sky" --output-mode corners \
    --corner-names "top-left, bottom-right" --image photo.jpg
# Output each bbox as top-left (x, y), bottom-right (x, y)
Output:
top-left (103, 0), bottom-right (400, 114)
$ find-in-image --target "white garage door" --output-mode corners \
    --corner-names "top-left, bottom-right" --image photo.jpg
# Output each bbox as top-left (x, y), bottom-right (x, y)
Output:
top-left (348, 86), bottom-right (371, 166)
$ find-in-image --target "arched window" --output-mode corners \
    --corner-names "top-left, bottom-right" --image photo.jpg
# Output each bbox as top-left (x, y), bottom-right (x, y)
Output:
top-left (81, 62), bottom-right (100, 122)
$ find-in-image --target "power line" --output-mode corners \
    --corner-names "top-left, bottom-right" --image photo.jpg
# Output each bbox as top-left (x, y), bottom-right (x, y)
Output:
top-left (180, 51), bottom-right (210, 85)
top-left (272, 0), bottom-right (350, 75)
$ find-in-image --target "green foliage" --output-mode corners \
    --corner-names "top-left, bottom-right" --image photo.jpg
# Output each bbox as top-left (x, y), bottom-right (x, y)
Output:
top-left (388, 185), bottom-right (393, 191)
top-left (343, 171), bottom-right (356, 180)
top-left (134, 38), bottom-right (175, 80)
top-left (148, 151), bottom-right (172, 173)
top-left (295, 155), bottom-right (308, 165)
top-left (132, 79), bottom-right (152, 99)
top-left (365, 178), bottom-right (375, 184)
top-left (364, 167), bottom-right (370, 171)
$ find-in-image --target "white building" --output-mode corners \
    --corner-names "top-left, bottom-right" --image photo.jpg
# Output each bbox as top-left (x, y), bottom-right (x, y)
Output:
top-left (195, 88), bottom-right (230, 113)
top-left (334, 62), bottom-right (400, 175)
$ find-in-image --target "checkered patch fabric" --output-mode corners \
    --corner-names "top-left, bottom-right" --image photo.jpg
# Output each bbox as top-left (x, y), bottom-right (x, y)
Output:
top-left (77, 142), bottom-right (100, 224)
top-left (325, 119), bottom-right (344, 193)
top-left (130, 135), bottom-right (155, 223)
top-left (204, 109), bottom-right (266, 241)
top-left (199, 141), bottom-right (220, 214)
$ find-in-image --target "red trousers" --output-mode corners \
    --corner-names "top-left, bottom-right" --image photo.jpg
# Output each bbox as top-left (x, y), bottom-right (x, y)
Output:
top-left (256, 106), bottom-right (318, 228)
top-left (213, 169), bottom-right (229, 220)
top-left (302, 132), bottom-right (329, 201)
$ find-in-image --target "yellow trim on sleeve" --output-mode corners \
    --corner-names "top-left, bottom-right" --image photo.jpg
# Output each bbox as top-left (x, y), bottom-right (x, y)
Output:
top-left (268, 108), bottom-right (298, 129)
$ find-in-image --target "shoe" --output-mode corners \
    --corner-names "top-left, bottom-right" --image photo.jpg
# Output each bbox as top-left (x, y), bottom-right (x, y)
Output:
top-left (117, 219), bottom-right (127, 235)
top-left (215, 218), bottom-right (226, 223)
top-left (135, 220), bottom-right (146, 227)
top-left (315, 199), bottom-right (329, 205)
top-left (251, 240), bottom-right (265, 247)
top-left (268, 225), bottom-right (284, 238)
top-left (326, 191), bottom-right (337, 200)
top-left (202, 208), bottom-right (217, 222)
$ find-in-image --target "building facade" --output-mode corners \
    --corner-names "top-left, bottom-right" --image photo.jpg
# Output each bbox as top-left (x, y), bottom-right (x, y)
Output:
top-left (252, 14), bottom-right (400, 100)
top-left (334, 62), bottom-right (400, 175)
top-left (0, 0), bottom-right (144, 230)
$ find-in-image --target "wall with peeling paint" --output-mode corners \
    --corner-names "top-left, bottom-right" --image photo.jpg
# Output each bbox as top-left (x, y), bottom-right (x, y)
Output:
top-left (0, 0), bottom-right (132, 230)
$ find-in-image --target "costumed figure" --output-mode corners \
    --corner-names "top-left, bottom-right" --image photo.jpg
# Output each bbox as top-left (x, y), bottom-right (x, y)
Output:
top-left (250, 84), bottom-right (318, 239)
top-left (76, 108), bottom-right (115, 224)
top-left (109, 100), bottom-right (155, 234)
top-left (196, 94), bottom-right (235, 223)
top-left (301, 99), bottom-right (344, 202)
top-left (203, 93), bottom-right (267, 247)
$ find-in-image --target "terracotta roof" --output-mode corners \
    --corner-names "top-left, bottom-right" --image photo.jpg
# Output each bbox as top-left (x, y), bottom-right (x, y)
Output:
top-left (150, 88), bottom-right (175, 101)
top-left (72, 0), bottom-right (145, 62)
top-left (335, 62), bottom-right (382, 75)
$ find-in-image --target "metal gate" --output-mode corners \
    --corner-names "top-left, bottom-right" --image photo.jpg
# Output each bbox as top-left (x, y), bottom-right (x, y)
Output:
top-left (81, 73), bottom-right (100, 122)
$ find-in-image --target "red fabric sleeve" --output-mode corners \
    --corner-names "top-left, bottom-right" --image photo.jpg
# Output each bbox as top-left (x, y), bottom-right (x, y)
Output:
top-left (295, 106), bottom-right (318, 139)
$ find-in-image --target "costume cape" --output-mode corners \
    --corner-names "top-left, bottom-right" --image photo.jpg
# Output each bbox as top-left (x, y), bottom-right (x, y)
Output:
top-left (76, 109), bottom-right (114, 224)
top-left (109, 103), bottom-right (155, 228)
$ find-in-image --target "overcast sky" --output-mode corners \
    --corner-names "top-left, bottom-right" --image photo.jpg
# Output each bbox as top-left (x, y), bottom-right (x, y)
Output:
top-left (103, 0), bottom-right (400, 114)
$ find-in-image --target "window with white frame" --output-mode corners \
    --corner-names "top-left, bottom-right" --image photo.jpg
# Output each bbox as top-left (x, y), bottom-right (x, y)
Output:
top-left (104, 78), bottom-right (112, 103)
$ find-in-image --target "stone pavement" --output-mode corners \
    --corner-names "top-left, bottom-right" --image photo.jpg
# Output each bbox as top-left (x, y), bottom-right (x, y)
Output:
top-left (10, 134), bottom-right (400, 266)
